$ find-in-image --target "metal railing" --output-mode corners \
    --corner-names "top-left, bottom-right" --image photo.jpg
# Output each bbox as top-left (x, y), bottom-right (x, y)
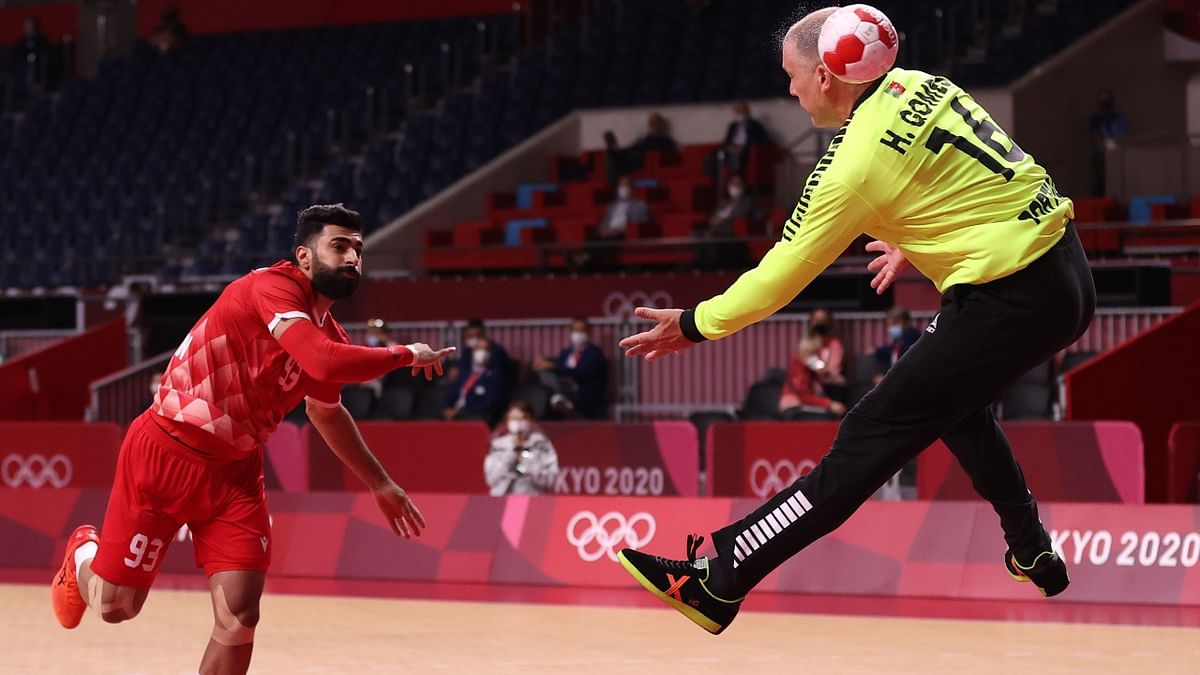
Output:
top-left (85, 307), bottom-right (1181, 426)
top-left (86, 350), bottom-right (172, 424)
top-left (0, 329), bottom-right (78, 361)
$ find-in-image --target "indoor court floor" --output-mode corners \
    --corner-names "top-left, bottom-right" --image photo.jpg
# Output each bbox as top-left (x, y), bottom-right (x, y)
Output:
top-left (3, 577), bottom-right (1198, 674)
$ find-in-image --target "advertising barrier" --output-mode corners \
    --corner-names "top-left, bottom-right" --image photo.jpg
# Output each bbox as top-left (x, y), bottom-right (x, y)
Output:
top-left (3, 490), bottom-right (1197, 605)
top-left (541, 422), bottom-right (699, 497)
top-left (706, 421), bottom-right (1145, 503)
top-left (0, 423), bottom-right (123, 490)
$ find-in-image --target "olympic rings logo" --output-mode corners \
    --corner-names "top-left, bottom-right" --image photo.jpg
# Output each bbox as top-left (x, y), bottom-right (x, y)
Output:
top-left (1, 453), bottom-right (73, 489)
top-left (749, 458), bottom-right (816, 498)
top-left (565, 510), bottom-right (656, 562)
top-left (602, 291), bottom-right (673, 319)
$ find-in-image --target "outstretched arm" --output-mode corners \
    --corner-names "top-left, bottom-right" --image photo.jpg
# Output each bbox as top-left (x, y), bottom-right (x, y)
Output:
top-left (274, 317), bottom-right (454, 383)
top-left (306, 401), bottom-right (426, 538)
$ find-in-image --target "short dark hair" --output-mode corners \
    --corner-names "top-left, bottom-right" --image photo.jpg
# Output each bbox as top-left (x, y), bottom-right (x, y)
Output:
top-left (466, 318), bottom-right (486, 330)
top-left (294, 203), bottom-right (362, 249)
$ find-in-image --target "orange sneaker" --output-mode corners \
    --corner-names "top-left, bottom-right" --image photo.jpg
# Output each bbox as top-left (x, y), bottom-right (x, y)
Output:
top-left (52, 525), bottom-right (98, 629)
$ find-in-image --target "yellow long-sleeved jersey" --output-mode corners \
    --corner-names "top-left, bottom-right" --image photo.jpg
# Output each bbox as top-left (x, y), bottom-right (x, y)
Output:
top-left (684, 68), bottom-right (1072, 341)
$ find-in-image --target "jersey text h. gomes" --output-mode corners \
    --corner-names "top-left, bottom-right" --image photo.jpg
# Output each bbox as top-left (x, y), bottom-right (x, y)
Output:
top-left (688, 68), bottom-right (1071, 340)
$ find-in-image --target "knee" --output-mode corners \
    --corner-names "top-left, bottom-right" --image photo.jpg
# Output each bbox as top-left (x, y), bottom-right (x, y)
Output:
top-left (213, 592), bottom-right (260, 646)
top-left (100, 605), bottom-right (140, 624)
top-left (232, 602), bottom-right (260, 629)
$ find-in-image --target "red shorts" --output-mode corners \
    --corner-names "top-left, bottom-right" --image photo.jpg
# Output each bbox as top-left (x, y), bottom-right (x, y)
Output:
top-left (90, 412), bottom-right (271, 588)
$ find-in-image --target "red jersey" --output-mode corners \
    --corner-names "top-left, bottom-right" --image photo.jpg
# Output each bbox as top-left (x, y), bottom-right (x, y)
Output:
top-left (151, 261), bottom-right (346, 461)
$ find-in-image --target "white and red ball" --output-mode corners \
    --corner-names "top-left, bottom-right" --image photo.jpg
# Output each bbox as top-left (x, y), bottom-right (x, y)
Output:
top-left (818, 4), bottom-right (899, 84)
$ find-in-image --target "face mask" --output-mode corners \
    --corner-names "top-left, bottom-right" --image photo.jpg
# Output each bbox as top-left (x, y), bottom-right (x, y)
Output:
top-left (888, 325), bottom-right (902, 340)
top-left (309, 255), bottom-right (360, 300)
top-left (728, 186), bottom-right (743, 199)
top-left (811, 322), bottom-right (831, 336)
top-left (366, 335), bottom-right (382, 347)
top-left (507, 419), bottom-right (530, 436)
top-left (473, 349), bottom-right (490, 366)
top-left (569, 331), bottom-right (588, 347)
top-left (464, 336), bottom-right (479, 350)
top-left (617, 185), bottom-right (632, 200)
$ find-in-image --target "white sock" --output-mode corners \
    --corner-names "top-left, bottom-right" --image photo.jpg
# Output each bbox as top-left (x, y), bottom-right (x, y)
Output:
top-left (74, 542), bottom-right (98, 580)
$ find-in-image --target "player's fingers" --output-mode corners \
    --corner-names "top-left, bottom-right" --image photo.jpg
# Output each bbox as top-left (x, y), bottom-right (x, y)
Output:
top-left (411, 367), bottom-right (419, 377)
top-left (618, 330), bottom-right (654, 349)
top-left (864, 240), bottom-right (887, 253)
top-left (424, 365), bottom-right (435, 381)
top-left (632, 306), bottom-right (665, 321)
top-left (405, 512), bottom-right (423, 537)
top-left (866, 255), bottom-right (887, 273)
top-left (388, 515), bottom-right (406, 538)
top-left (623, 342), bottom-right (653, 358)
top-left (408, 500), bottom-right (427, 528)
top-left (434, 360), bottom-right (444, 377)
top-left (433, 347), bottom-right (456, 359)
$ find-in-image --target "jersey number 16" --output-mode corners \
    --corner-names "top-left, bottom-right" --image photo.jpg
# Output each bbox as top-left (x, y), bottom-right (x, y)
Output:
top-left (925, 96), bottom-right (1025, 182)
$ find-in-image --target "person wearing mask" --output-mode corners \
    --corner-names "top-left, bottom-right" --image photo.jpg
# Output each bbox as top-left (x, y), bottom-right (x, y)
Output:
top-left (576, 176), bottom-right (651, 270)
top-left (484, 402), bottom-right (559, 496)
top-left (360, 318), bottom-right (396, 397)
top-left (805, 308), bottom-right (846, 401)
top-left (443, 337), bottom-right (504, 422)
top-left (872, 306), bottom-right (922, 384)
top-left (779, 337), bottom-right (847, 419)
top-left (533, 318), bottom-right (609, 419)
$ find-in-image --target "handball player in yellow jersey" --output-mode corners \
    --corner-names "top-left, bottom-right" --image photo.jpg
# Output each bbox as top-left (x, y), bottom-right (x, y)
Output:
top-left (616, 7), bottom-right (1095, 635)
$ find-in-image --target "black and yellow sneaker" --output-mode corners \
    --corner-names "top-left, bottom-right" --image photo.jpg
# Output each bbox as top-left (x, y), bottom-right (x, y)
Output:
top-left (1005, 548), bottom-right (1070, 597)
top-left (617, 534), bottom-right (743, 635)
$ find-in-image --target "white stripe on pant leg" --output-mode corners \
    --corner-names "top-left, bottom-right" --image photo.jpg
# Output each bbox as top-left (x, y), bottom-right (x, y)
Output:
top-left (778, 501), bottom-right (799, 523)
top-left (786, 493), bottom-right (809, 515)
top-left (795, 490), bottom-right (814, 512)
top-left (734, 536), bottom-right (752, 557)
top-left (750, 523), bottom-right (768, 545)
top-left (764, 512), bottom-right (783, 533)
top-left (734, 545), bottom-right (745, 562)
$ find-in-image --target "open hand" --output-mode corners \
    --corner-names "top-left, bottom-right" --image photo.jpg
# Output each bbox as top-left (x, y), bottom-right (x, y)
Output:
top-left (618, 307), bottom-right (696, 362)
top-left (407, 343), bottom-right (455, 381)
top-left (371, 481), bottom-right (426, 538)
top-left (865, 240), bottom-right (908, 295)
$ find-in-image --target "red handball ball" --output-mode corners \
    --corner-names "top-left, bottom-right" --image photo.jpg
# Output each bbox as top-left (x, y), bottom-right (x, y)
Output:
top-left (818, 4), bottom-right (899, 84)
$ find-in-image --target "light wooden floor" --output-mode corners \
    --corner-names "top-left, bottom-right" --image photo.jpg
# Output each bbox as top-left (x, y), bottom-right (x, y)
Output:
top-left (3, 584), bottom-right (1197, 674)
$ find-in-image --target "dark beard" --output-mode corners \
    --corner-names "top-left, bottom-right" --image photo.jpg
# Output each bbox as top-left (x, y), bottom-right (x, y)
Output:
top-left (311, 260), bottom-right (360, 300)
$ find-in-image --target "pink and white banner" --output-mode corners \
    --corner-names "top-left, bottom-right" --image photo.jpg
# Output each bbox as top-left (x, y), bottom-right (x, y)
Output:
top-left (5, 490), bottom-right (1198, 605)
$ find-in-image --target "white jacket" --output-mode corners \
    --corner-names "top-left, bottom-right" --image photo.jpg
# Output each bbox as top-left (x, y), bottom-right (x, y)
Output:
top-left (484, 431), bottom-right (559, 496)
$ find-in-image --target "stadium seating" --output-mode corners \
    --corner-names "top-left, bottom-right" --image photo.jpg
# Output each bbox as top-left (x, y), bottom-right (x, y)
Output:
top-left (0, 0), bottom-right (1145, 290)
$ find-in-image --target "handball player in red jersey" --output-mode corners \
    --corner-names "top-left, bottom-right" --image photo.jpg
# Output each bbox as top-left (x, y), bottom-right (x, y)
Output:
top-left (51, 204), bottom-right (454, 674)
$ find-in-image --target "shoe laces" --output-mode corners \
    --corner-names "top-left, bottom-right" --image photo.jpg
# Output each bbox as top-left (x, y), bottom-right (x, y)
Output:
top-left (653, 533), bottom-right (705, 572)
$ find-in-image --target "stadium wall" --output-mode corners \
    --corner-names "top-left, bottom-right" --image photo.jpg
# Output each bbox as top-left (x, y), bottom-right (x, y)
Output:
top-left (1012, 0), bottom-right (1189, 199)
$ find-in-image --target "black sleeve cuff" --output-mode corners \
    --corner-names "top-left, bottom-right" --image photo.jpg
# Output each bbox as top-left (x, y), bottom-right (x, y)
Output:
top-left (679, 309), bottom-right (708, 343)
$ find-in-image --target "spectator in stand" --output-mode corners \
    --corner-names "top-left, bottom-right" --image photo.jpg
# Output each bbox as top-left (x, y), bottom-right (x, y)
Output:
top-left (457, 317), bottom-right (510, 377)
top-left (16, 17), bottom-right (48, 87)
top-left (695, 174), bottom-right (755, 269)
top-left (806, 308), bottom-right (846, 402)
top-left (708, 102), bottom-right (774, 180)
top-left (1089, 89), bottom-right (1127, 197)
top-left (532, 318), bottom-right (609, 419)
top-left (779, 337), bottom-right (847, 419)
top-left (443, 337), bottom-right (505, 423)
top-left (871, 306), bottom-right (922, 385)
top-left (705, 174), bottom-right (756, 237)
top-left (603, 112), bottom-right (678, 183)
top-left (484, 402), bottom-right (560, 496)
top-left (574, 176), bottom-right (650, 270)
top-left (150, 5), bottom-right (188, 54)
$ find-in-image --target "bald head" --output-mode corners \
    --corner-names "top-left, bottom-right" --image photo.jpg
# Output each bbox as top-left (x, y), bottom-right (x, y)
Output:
top-left (784, 7), bottom-right (838, 66)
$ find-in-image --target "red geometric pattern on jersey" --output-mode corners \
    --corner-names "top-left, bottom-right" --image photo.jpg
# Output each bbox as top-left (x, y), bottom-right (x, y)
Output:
top-left (151, 261), bottom-right (347, 461)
